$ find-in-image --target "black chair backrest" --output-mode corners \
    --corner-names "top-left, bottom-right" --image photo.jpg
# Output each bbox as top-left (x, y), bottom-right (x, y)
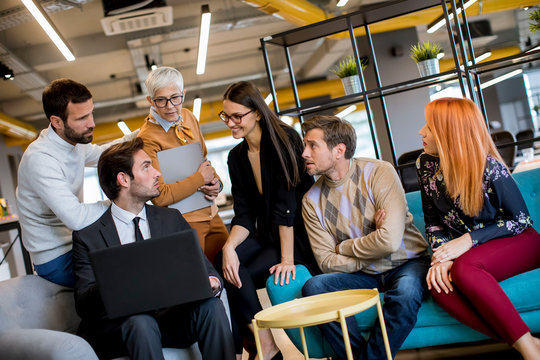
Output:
top-left (491, 131), bottom-right (516, 168)
top-left (397, 148), bottom-right (423, 193)
top-left (515, 129), bottom-right (534, 150)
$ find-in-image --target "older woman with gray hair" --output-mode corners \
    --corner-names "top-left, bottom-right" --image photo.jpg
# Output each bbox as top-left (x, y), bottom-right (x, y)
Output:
top-left (138, 66), bottom-right (228, 262)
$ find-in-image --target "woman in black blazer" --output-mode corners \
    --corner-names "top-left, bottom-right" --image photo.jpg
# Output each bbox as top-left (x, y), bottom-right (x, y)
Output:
top-left (215, 81), bottom-right (319, 359)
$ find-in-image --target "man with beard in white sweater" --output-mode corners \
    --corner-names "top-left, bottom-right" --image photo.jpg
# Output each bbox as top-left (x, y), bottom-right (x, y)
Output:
top-left (16, 78), bottom-right (137, 287)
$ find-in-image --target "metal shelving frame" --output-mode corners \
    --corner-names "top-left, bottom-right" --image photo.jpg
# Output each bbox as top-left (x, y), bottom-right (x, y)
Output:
top-left (260, 0), bottom-right (540, 164)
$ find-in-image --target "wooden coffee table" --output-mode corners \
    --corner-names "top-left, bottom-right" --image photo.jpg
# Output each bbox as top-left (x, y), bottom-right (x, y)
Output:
top-left (252, 288), bottom-right (392, 360)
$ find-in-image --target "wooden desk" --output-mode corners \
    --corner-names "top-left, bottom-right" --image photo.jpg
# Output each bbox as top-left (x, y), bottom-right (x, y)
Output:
top-left (252, 289), bottom-right (392, 360)
top-left (0, 215), bottom-right (33, 275)
top-left (513, 158), bottom-right (540, 174)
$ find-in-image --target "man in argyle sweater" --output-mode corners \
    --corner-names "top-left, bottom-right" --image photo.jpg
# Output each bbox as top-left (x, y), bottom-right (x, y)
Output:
top-left (300, 115), bottom-right (429, 360)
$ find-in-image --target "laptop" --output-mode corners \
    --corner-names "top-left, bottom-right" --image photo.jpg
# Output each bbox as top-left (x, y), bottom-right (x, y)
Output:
top-left (89, 228), bottom-right (213, 319)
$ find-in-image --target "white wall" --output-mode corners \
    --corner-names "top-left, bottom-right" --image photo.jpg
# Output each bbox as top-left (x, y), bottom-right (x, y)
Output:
top-left (0, 135), bottom-right (26, 277)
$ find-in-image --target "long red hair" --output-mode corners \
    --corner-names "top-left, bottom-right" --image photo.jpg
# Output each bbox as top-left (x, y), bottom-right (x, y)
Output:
top-left (425, 98), bottom-right (505, 216)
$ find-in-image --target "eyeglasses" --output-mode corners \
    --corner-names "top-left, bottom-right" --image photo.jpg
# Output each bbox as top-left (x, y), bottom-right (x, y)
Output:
top-left (218, 109), bottom-right (254, 124)
top-left (152, 95), bottom-right (184, 108)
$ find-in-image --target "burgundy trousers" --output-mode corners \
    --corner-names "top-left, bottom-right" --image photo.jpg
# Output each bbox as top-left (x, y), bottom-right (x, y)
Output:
top-left (431, 227), bottom-right (540, 344)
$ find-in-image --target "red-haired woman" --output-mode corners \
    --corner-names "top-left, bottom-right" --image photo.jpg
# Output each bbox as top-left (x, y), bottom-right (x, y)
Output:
top-left (417, 97), bottom-right (540, 359)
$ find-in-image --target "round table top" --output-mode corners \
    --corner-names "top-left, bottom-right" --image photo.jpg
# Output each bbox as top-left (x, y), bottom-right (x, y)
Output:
top-left (254, 289), bottom-right (380, 329)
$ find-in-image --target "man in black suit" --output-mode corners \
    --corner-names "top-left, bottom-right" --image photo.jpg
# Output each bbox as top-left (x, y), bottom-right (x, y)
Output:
top-left (72, 137), bottom-right (235, 360)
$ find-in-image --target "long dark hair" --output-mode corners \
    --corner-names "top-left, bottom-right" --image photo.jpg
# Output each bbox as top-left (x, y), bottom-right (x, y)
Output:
top-left (223, 81), bottom-right (300, 188)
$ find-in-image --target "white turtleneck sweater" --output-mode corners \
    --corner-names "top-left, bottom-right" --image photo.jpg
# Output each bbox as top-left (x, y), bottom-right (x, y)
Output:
top-left (16, 125), bottom-right (133, 265)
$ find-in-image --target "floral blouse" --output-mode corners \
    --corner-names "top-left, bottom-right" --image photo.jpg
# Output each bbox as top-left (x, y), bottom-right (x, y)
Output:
top-left (416, 152), bottom-right (532, 249)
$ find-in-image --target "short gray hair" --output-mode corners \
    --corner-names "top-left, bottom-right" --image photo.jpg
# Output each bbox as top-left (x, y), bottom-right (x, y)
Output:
top-left (145, 66), bottom-right (184, 98)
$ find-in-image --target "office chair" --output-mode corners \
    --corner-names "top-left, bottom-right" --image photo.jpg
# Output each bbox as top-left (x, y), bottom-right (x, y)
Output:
top-left (397, 148), bottom-right (423, 193)
top-left (516, 129), bottom-right (534, 151)
top-left (491, 130), bottom-right (516, 168)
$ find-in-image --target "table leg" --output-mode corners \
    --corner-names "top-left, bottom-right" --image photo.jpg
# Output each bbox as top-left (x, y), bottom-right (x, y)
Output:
top-left (375, 299), bottom-right (392, 360)
top-left (338, 310), bottom-right (354, 360)
top-left (252, 319), bottom-right (264, 360)
top-left (298, 326), bottom-right (310, 360)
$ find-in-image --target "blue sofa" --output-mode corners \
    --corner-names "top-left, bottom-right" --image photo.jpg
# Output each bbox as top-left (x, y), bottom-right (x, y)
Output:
top-left (266, 167), bottom-right (540, 358)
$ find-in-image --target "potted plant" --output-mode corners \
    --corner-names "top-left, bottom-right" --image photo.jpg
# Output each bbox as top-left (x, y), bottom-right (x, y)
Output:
top-left (409, 41), bottom-right (442, 77)
top-left (530, 8), bottom-right (540, 33)
top-left (331, 56), bottom-right (368, 95)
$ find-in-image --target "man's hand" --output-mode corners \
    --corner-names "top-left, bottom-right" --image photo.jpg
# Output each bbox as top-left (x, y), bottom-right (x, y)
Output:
top-left (374, 209), bottom-right (386, 229)
top-left (199, 178), bottom-right (220, 200)
top-left (209, 276), bottom-right (221, 293)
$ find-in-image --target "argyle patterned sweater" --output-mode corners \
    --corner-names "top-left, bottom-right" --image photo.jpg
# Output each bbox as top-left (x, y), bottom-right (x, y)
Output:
top-left (302, 158), bottom-right (427, 274)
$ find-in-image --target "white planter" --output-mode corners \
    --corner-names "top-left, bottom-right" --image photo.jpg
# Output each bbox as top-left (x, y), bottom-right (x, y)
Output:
top-left (416, 58), bottom-right (440, 77)
top-left (341, 75), bottom-right (362, 95)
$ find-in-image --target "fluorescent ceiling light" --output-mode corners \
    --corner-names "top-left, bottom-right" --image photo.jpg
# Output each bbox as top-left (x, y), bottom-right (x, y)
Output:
top-left (193, 96), bottom-right (202, 121)
top-left (117, 120), bottom-right (131, 135)
top-left (196, 5), bottom-right (211, 75)
top-left (474, 51), bottom-right (492, 63)
top-left (280, 116), bottom-right (293, 125)
top-left (264, 93), bottom-right (273, 105)
top-left (20, 0), bottom-right (75, 62)
top-left (427, 0), bottom-right (478, 34)
top-left (460, 51), bottom-right (492, 69)
top-left (480, 69), bottom-right (523, 90)
top-left (336, 105), bottom-right (357, 118)
top-left (337, 0), bottom-right (349, 7)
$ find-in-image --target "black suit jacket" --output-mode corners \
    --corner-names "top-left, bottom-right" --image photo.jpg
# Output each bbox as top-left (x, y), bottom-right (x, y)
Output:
top-left (227, 125), bottom-right (320, 274)
top-left (72, 205), bottom-right (221, 327)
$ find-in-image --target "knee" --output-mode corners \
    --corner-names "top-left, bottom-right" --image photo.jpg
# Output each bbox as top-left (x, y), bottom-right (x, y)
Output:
top-left (199, 297), bottom-right (225, 317)
top-left (302, 276), bottom-right (326, 297)
top-left (386, 276), bottom-right (426, 309)
top-left (121, 314), bottom-right (159, 338)
top-left (451, 258), bottom-right (478, 287)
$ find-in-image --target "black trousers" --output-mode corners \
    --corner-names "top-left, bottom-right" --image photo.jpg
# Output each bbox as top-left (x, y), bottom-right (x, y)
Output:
top-left (81, 297), bottom-right (235, 360)
top-left (214, 236), bottom-right (281, 354)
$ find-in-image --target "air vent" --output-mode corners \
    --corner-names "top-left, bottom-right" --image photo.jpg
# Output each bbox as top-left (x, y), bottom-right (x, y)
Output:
top-left (100, 6), bottom-right (173, 36)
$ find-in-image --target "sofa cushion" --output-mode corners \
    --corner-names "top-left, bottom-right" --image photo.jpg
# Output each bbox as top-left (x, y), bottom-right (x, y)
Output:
top-left (0, 275), bottom-right (80, 334)
top-left (513, 168), bottom-right (540, 226)
top-left (0, 328), bottom-right (97, 360)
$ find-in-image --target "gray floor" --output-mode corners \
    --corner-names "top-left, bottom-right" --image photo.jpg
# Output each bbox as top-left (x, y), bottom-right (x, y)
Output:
top-left (250, 289), bottom-right (523, 360)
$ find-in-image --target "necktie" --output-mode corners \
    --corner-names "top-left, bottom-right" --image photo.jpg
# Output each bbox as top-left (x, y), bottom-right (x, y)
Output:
top-left (132, 217), bottom-right (144, 242)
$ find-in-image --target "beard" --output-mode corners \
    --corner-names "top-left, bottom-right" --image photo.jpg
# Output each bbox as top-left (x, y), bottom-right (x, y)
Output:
top-left (131, 183), bottom-right (161, 203)
top-left (64, 123), bottom-right (93, 144)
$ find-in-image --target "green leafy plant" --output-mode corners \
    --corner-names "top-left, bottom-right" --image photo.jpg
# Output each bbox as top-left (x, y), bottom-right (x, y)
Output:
top-left (409, 41), bottom-right (442, 63)
top-left (530, 9), bottom-right (540, 33)
top-left (330, 56), bottom-right (368, 78)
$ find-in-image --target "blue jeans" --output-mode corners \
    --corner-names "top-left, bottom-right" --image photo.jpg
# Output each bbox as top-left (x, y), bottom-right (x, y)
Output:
top-left (302, 256), bottom-right (429, 360)
top-left (34, 251), bottom-right (75, 287)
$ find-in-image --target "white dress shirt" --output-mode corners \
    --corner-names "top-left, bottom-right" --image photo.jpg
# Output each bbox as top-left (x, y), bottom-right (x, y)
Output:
top-left (111, 203), bottom-right (150, 245)
top-left (110, 202), bottom-right (221, 293)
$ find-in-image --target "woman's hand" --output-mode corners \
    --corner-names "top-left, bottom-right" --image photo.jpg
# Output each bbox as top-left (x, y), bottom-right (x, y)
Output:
top-left (222, 245), bottom-right (242, 288)
top-left (199, 178), bottom-right (220, 200)
top-left (198, 160), bottom-right (215, 184)
top-left (269, 261), bottom-right (296, 286)
top-left (426, 261), bottom-right (453, 294)
top-left (431, 233), bottom-right (473, 264)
